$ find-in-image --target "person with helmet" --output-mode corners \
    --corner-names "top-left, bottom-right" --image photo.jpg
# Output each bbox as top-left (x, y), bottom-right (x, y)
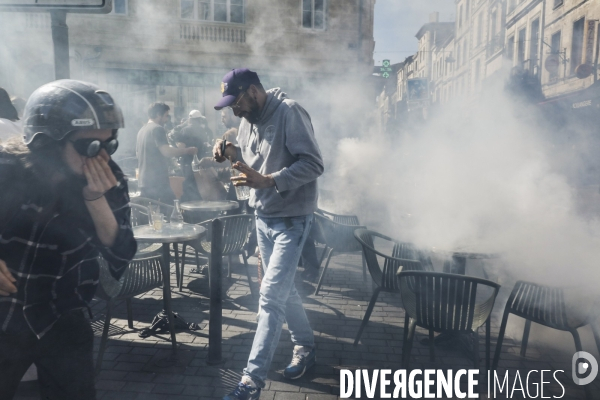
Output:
top-left (136, 102), bottom-right (198, 203)
top-left (0, 79), bottom-right (137, 399)
top-left (168, 109), bottom-right (213, 202)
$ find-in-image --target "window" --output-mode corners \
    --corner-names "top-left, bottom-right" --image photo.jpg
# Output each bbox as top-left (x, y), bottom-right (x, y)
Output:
top-left (111, 0), bottom-right (127, 14)
top-left (491, 11), bottom-right (497, 36)
top-left (550, 30), bottom-right (561, 78)
top-left (517, 27), bottom-right (526, 65)
top-left (463, 41), bottom-right (468, 65)
top-left (571, 17), bottom-right (585, 73)
top-left (181, 0), bottom-right (244, 23)
top-left (477, 13), bottom-right (483, 46)
top-left (507, 35), bottom-right (515, 61)
top-left (551, 31), bottom-right (561, 54)
top-left (554, 0), bottom-right (563, 8)
top-left (303, 0), bottom-right (325, 29)
top-left (458, 5), bottom-right (463, 28)
top-left (475, 59), bottom-right (481, 84)
top-left (530, 18), bottom-right (540, 63)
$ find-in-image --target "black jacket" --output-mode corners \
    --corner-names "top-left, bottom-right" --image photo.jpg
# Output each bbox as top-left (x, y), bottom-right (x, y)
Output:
top-left (0, 150), bottom-right (137, 338)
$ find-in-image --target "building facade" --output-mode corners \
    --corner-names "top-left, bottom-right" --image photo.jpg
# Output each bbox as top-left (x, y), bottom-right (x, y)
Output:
top-left (377, 0), bottom-right (600, 133)
top-left (0, 0), bottom-right (376, 152)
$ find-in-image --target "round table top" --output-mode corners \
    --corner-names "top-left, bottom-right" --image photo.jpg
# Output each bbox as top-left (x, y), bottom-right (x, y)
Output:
top-left (180, 200), bottom-right (239, 212)
top-left (133, 223), bottom-right (206, 243)
top-left (431, 247), bottom-right (500, 260)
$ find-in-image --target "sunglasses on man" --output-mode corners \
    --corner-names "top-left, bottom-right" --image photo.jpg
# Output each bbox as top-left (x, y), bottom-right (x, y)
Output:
top-left (70, 137), bottom-right (119, 158)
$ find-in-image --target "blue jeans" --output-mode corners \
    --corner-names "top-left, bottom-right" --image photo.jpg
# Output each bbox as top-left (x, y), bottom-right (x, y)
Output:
top-left (243, 214), bottom-right (315, 388)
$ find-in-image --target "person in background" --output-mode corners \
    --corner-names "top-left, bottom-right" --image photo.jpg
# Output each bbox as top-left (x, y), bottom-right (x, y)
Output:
top-left (0, 88), bottom-right (22, 142)
top-left (169, 110), bottom-right (213, 201)
top-left (221, 107), bottom-right (239, 145)
top-left (136, 102), bottom-right (197, 204)
top-left (213, 68), bottom-right (324, 400)
top-left (11, 96), bottom-right (26, 119)
top-left (0, 79), bottom-right (137, 399)
top-left (163, 114), bottom-right (174, 133)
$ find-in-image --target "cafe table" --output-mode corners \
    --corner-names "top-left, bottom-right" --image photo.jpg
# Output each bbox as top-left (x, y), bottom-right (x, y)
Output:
top-left (178, 200), bottom-right (240, 274)
top-left (180, 200), bottom-right (240, 222)
top-left (426, 246), bottom-right (501, 351)
top-left (133, 223), bottom-right (205, 356)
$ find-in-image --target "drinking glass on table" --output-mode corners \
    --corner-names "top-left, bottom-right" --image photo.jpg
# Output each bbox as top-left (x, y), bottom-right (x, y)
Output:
top-left (148, 204), bottom-right (160, 225)
top-left (152, 213), bottom-right (164, 231)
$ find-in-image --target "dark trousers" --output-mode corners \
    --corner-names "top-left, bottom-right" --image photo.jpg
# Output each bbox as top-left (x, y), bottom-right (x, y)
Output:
top-left (0, 311), bottom-right (96, 400)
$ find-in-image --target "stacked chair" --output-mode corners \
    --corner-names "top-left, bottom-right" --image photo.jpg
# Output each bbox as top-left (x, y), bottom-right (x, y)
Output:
top-left (353, 228), bottom-right (434, 346)
top-left (313, 209), bottom-right (367, 295)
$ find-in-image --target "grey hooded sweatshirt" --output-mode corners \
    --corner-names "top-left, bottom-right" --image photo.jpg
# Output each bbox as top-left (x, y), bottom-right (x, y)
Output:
top-left (234, 88), bottom-right (324, 218)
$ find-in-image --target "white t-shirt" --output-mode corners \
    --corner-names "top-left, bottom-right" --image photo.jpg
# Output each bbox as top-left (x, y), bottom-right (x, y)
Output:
top-left (0, 118), bottom-right (22, 142)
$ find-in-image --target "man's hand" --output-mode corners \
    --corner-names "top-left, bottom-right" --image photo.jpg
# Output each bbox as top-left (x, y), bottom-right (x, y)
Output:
top-left (0, 260), bottom-right (17, 296)
top-left (83, 150), bottom-right (118, 201)
top-left (185, 146), bottom-right (198, 155)
top-left (213, 139), bottom-right (237, 163)
top-left (231, 162), bottom-right (275, 189)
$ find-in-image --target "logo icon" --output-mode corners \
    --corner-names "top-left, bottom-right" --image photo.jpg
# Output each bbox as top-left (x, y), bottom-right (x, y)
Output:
top-left (71, 119), bottom-right (95, 127)
top-left (572, 351), bottom-right (598, 385)
top-left (221, 82), bottom-right (227, 93)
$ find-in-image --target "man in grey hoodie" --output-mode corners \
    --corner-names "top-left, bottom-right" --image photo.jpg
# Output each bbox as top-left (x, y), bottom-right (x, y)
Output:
top-left (213, 68), bottom-right (324, 400)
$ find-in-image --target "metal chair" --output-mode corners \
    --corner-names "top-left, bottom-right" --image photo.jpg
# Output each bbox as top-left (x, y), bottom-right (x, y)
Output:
top-left (313, 211), bottom-right (367, 295)
top-left (397, 271), bottom-right (500, 372)
top-left (181, 214), bottom-right (256, 297)
top-left (353, 228), bottom-right (433, 346)
top-left (129, 203), bottom-right (161, 257)
top-left (94, 254), bottom-right (173, 374)
top-left (492, 280), bottom-right (600, 400)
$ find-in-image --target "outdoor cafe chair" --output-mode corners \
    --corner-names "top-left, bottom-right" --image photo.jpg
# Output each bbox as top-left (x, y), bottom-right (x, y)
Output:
top-left (129, 203), bottom-right (162, 257)
top-left (492, 280), bottom-right (600, 400)
top-left (397, 271), bottom-right (500, 371)
top-left (180, 214), bottom-right (256, 297)
top-left (313, 210), bottom-right (367, 295)
top-left (353, 228), bottom-right (433, 346)
top-left (94, 254), bottom-right (172, 375)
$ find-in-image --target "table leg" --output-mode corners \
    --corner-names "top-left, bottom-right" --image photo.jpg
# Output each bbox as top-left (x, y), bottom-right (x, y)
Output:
top-left (161, 243), bottom-right (178, 356)
top-left (444, 255), bottom-right (467, 275)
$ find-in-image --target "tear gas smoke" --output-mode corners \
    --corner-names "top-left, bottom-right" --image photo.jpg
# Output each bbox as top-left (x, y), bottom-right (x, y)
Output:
top-left (326, 79), bottom-right (600, 301)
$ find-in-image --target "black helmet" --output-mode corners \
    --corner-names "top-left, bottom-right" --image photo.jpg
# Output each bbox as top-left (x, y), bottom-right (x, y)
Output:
top-left (23, 79), bottom-right (124, 145)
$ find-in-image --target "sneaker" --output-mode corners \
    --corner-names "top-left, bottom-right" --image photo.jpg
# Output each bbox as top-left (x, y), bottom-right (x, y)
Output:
top-left (223, 377), bottom-right (261, 400)
top-left (283, 345), bottom-right (316, 379)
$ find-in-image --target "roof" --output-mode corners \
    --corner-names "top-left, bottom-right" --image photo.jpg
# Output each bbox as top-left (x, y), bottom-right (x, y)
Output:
top-left (415, 22), bottom-right (454, 40)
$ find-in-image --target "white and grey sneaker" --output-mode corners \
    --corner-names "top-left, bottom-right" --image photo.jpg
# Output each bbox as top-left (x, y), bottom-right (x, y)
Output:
top-left (283, 345), bottom-right (316, 380)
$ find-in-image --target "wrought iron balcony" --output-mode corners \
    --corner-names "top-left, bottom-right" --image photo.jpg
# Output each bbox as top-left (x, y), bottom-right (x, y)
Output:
top-left (179, 22), bottom-right (246, 43)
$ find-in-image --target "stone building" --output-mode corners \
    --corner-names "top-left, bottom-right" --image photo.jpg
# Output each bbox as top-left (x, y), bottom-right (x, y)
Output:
top-left (0, 0), bottom-right (376, 152)
top-left (540, 0), bottom-right (600, 98)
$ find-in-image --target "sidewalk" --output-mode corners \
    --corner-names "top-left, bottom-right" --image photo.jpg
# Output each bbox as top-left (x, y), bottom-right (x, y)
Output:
top-left (14, 250), bottom-right (600, 399)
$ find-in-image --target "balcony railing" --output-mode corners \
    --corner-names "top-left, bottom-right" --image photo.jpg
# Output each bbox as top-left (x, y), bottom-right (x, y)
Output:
top-left (487, 32), bottom-right (504, 57)
top-left (25, 13), bottom-right (50, 30)
top-left (179, 22), bottom-right (246, 43)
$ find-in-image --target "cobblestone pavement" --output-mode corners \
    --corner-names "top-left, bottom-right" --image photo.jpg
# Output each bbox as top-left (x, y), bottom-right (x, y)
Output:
top-left (14, 248), bottom-right (600, 399)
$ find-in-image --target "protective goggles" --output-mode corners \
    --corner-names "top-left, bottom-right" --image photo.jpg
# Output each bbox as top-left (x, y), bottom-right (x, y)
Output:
top-left (70, 137), bottom-right (119, 158)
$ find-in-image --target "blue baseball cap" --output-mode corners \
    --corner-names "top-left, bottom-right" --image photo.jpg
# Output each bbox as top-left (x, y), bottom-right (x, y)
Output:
top-left (214, 68), bottom-right (261, 110)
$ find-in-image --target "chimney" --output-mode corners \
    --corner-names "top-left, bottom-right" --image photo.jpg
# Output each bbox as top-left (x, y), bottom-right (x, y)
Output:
top-left (429, 12), bottom-right (439, 23)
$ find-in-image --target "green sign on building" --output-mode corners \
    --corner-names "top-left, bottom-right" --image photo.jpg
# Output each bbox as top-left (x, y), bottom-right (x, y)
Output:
top-left (380, 59), bottom-right (392, 79)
